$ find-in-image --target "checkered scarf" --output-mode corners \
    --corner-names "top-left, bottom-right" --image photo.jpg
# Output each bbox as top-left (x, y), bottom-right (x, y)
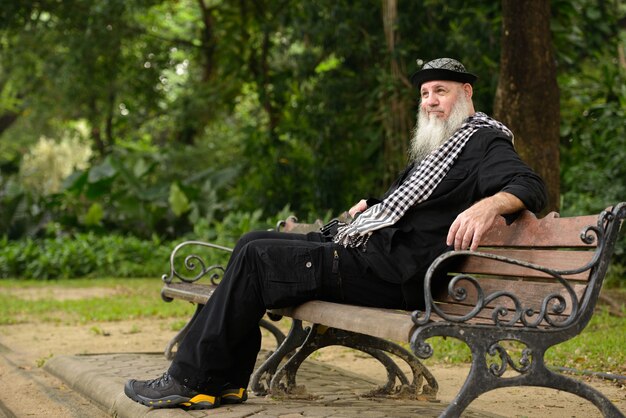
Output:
top-left (333, 112), bottom-right (513, 248)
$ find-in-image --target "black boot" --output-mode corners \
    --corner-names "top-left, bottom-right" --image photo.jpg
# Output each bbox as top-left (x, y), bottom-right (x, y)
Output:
top-left (124, 372), bottom-right (219, 409)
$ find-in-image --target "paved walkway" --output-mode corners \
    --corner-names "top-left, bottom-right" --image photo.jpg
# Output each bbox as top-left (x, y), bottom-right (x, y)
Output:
top-left (44, 351), bottom-right (501, 418)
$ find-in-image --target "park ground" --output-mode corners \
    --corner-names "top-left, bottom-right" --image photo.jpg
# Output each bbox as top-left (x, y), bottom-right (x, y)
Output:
top-left (0, 284), bottom-right (624, 417)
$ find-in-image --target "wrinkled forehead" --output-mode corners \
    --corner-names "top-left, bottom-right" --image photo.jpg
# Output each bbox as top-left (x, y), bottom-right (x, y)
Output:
top-left (420, 80), bottom-right (464, 93)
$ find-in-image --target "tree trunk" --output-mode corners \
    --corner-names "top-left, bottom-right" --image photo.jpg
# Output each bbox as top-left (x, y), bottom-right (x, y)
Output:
top-left (381, 0), bottom-right (412, 185)
top-left (89, 98), bottom-right (106, 156)
top-left (0, 111), bottom-right (19, 137)
top-left (173, 0), bottom-right (218, 146)
top-left (494, 0), bottom-right (560, 212)
top-left (104, 89), bottom-right (115, 150)
top-left (197, 0), bottom-right (216, 82)
top-left (248, 0), bottom-right (279, 142)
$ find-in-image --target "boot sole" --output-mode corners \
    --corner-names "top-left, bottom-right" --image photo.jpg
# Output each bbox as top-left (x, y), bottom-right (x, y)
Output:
top-left (124, 380), bottom-right (219, 409)
top-left (220, 388), bottom-right (248, 404)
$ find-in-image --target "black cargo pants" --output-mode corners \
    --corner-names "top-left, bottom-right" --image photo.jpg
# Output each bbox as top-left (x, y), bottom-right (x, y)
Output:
top-left (168, 230), bottom-right (405, 392)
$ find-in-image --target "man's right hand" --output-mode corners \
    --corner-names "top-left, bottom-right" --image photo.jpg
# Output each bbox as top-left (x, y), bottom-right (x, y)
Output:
top-left (349, 199), bottom-right (368, 218)
top-left (446, 192), bottom-right (524, 251)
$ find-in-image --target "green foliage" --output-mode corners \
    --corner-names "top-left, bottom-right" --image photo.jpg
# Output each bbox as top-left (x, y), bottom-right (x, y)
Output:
top-left (0, 234), bottom-right (171, 279)
top-left (0, 206), bottom-right (301, 280)
top-left (549, 0), bottom-right (626, 275)
top-left (0, 0), bottom-right (624, 280)
top-left (0, 0), bottom-right (508, 229)
top-left (19, 134), bottom-right (92, 196)
top-left (551, 0), bottom-right (624, 71)
top-left (190, 204), bottom-right (297, 245)
top-left (560, 64), bottom-right (626, 215)
top-left (54, 141), bottom-right (242, 239)
top-left (0, 176), bottom-right (49, 239)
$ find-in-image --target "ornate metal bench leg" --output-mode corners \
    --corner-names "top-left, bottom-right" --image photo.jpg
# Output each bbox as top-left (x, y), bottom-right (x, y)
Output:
top-left (259, 318), bottom-right (286, 348)
top-left (356, 333), bottom-right (438, 399)
top-left (540, 369), bottom-right (626, 418)
top-left (164, 304), bottom-right (203, 360)
top-left (269, 325), bottom-right (438, 399)
top-left (250, 319), bottom-right (308, 395)
top-left (438, 351), bottom-right (485, 418)
top-left (269, 323), bottom-right (322, 394)
top-left (360, 346), bottom-right (410, 393)
top-left (441, 356), bottom-right (626, 418)
top-left (436, 335), bottom-right (626, 418)
top-left (331, 326), bottom-right (438, 399)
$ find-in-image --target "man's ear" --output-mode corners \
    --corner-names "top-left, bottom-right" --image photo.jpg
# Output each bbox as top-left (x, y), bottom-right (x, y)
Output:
top-left (463, 83), bottom-right (473, 99)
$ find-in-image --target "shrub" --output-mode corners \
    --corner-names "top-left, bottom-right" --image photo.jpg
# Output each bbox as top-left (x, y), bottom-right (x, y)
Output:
top-left (19, 135), bottom-right (92, 196)
top-left (0, 206), bottom-right (309, 280)
top-left (0, 234), bottom-right (171, 279)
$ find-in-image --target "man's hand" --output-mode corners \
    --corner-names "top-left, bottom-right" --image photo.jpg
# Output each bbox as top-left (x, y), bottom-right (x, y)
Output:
top-left (446, 192), bottom-right (525, 251)
top-left (349, 199), bottom-right (368, 218)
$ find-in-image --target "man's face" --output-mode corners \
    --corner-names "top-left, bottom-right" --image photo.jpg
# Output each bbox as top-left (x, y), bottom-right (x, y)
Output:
top-left (420, 80), bottom-right (467, 120)
top-left (409, 80), bottom-right (474, 162)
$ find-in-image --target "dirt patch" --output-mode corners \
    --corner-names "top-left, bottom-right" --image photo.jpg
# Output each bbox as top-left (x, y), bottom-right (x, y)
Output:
top-left (4, 286), bottom-right (121, 301)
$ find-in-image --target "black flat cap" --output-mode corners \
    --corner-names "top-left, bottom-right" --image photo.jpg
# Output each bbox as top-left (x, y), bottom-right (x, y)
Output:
top-left (410, 58), bottom-right (478, 88)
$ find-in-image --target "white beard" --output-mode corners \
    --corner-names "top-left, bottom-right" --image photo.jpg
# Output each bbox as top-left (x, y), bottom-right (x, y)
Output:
top-left (409, 95), bottom-right (473, 162)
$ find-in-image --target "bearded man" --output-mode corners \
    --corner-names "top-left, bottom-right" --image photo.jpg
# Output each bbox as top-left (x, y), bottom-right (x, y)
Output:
top-left (124, 58), bottom-right (547, 410)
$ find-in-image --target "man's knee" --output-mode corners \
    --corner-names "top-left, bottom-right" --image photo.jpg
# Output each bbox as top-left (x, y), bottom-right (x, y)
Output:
top-left (233, 231), bottom-right (274, 254)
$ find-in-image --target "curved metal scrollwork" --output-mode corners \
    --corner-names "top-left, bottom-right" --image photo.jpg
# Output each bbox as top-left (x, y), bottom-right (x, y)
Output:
top-left (410, 334), bottom-right (434, 359)
top-left (276, 215), bottom-right (298, 232)
top-left (412, 207), bottom-right (617, 329)
top-left (487, 342), bottom-right (532, 377)
top-left (161, 240), bottom-right (233, 284)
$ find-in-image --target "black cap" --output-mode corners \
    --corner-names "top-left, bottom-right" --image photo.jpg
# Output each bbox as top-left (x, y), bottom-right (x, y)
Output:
top-left (410, 58), bottom-right (478, 88)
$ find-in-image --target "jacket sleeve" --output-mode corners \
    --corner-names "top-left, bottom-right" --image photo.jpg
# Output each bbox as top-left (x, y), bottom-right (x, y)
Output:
top-left (477, 136), bottom-right (548, 214)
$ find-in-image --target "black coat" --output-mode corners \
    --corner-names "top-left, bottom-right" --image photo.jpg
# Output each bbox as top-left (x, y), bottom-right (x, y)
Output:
top-left (355, 127), bottom-right (548, 308)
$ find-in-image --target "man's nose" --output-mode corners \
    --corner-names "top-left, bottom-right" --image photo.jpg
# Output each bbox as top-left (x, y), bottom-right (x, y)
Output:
top-left (424, 95), bottom-right (439, 107)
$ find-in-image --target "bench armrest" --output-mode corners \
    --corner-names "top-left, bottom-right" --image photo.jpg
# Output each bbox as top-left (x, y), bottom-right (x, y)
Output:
top-left (412, 203), bottom-right (625, 330)
top-left (162, 240), bottom-right (233, 284)
top-left (413, 250), bottom-right (589, 328)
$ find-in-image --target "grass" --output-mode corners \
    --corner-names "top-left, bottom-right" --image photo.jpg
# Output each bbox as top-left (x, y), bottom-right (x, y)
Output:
top-left (546, 308), bottom-right (626, 374)
top-left (0, 278), bottom-right (624, 375)
top-left (425, 306), bottom-right (626, 375)
top-left (0, 278), bottom-right (195, 325)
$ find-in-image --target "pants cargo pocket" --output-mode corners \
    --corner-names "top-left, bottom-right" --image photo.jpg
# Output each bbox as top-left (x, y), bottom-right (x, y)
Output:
top-left (257, 246), bottom-right (321, 308)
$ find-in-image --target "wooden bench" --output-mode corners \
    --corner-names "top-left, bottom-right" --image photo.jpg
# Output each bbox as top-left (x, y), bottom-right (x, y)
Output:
top-left (160, 203), bottom-right (625, 418)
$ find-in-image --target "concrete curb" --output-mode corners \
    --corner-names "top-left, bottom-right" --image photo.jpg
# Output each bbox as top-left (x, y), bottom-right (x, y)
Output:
top-left (44, 355), bottom-right (189, 418)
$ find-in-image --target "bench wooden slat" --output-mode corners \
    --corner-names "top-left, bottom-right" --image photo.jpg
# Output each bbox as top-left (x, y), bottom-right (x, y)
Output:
top-left (270, 301), bottom-right (415, 343)
top-left (162, 282), bottom-right (216, 305)
top-left (431, 303), bottom-right (560, 328)
top-left (479, 212), bottom-right (599, 247)
top-left (433, 277), bottom-right (586, 317)
top-left (436, 299), bottom-right (575, 324)
top-left (434, 278), bottom-right (587, 314)
top-left (455, 249), bottom-right (594, 281)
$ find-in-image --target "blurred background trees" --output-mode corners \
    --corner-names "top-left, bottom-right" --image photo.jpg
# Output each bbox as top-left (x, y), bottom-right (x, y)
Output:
top-left (1, 0), bottom-right (625, 278)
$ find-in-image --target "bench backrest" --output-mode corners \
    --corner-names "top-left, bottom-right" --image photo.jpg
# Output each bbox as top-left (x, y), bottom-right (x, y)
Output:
top-left (424, 206), bottom-right (625, 331)
top-left (431, 211), bottom-right (600, 327)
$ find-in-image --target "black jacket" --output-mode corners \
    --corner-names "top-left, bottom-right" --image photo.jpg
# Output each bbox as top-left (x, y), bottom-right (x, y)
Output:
top-left (355, 127), bottom-right (547, 308)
